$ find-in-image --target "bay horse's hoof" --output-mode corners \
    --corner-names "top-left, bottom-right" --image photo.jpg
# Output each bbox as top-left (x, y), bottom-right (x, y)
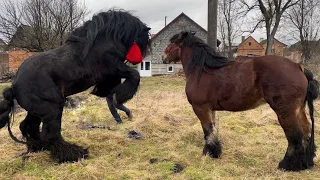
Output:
top-left (278, 152), bottom-right (311, 171)
top-left (202, 140), bottom-right (222, 158)
top-left (278, 159), bottom-right (306, 171)
top-left (49, 140), bottom-right (89, 163)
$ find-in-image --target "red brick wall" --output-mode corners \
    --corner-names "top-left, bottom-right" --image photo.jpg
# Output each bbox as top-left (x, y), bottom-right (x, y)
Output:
top-left (8, 50), bottom-right (38, 72)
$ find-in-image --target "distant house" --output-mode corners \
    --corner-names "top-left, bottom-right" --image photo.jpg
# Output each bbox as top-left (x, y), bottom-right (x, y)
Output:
top-left (236, 36), bottom-right (265, 57)
top-left (286, 40), bottom-right (320, 63)
top-left (5, 25), bottom-right (40, 72)
top-left (289, 40), bottom-right (320, 54)
top-left (139, 12), bottom-right (221, 77)
top-left (236, 36), bottom-right (287, 57)
top-left (8, 25), bottom-right (39, 51)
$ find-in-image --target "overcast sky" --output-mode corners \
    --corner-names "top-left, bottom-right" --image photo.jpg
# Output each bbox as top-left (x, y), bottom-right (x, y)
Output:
top-left (85, 0), bottom-right (265, 44)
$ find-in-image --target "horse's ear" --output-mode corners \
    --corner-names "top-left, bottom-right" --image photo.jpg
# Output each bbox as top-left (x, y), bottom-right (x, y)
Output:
top-left (144, 27), bottom-right (151, 32)
top-left (180, 31), bottom-right (189, 40)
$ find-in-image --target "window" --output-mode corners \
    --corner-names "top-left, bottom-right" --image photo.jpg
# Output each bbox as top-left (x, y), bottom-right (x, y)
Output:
top-left (167, 65), bottom-right (174, 72)
top-left (248, 42), bottom-right (252, 46)
top-left (145, 62), bottom-right (150, 70)
top-left (141, 62), bottom-right (144, 70)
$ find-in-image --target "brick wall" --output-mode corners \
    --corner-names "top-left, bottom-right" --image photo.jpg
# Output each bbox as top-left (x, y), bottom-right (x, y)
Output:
top-left (148, 15), bottom-right (207, 64)
top-left (8, 50), bottom-right (38, 72)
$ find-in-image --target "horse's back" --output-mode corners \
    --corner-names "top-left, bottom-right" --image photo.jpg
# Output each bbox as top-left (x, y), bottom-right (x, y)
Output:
top-left (253, 55), bottom-right (308, 107)
top-left (253, 55), bottom-right (306, 85)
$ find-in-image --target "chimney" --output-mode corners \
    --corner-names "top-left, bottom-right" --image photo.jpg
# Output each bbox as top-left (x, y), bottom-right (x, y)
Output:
top-left (241, 36), bottom-right (245, 42)
top-left (260, 38), bottom-right (264, 43)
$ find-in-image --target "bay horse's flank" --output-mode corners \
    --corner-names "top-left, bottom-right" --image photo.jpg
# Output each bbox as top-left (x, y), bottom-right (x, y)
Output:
top-left (0, 9), bottom-right (151, 163)
top-left (163, 31), bottom-right (319, 171)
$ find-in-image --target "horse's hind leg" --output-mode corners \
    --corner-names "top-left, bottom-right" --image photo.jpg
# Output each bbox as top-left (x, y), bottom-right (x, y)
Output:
top-left (38, 102), bottom-right (89, 163)
top-left (296, 106), bottom-right (316, 168)
top-left (275, 105), bottom-right (311, 171)
top-left (192, 104), bottom-right (221, 158)
top-left (19, 113), bottom-right (45, 152)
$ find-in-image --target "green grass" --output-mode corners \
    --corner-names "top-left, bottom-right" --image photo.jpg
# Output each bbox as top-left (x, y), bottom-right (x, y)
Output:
top-left (0, 75), bottom-right (320, 180)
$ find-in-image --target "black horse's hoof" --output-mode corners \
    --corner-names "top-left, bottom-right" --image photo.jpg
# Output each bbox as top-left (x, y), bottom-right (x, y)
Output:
top-left (202, 140), bottom-right (222, 158)
top-left (27, 139), bottom-right (47, 153)
top-left (50, 140), bottom-right (89, 163)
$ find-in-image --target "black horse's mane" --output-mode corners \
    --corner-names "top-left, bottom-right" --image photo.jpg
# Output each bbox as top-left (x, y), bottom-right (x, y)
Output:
top-left (66, 9), bottom-right (150, 60)
top-left (171, 32), bottom-right (233, 78)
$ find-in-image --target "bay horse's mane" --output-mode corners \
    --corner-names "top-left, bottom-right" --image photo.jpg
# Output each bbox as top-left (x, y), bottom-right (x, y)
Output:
top-left (171, 32), bottom-right (233, 78)
top-left (66, 9), bottom-right (150, 60)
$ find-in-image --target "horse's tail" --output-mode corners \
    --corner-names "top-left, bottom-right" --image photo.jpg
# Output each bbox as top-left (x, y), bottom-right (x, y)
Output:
top-left (0, 87), bottom-right (15, 128)
top-left (302, 66), bottom-right (319, 165)
top-left (0, 87), bottom-right (26, 144)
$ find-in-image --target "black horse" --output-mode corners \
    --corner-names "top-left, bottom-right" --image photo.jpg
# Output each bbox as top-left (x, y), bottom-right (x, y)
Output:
top-left (0, 9), bottom-right (151, 163)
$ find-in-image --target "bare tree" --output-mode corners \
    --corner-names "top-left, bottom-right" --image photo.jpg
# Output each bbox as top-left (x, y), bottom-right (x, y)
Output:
top-left (48, 0), bottom-right (88, 45)
top-left (0, 0), bottom-right (23, 42)
top-left (218, 0), bottom-right (243, 59)
top-left (287, 0), bottom-right (320, 62)
top-left (22, 0), bottom-right (57, 51)
top-left (242, 0), bottom-right (300, 55)
top-left (0, 0), bottom-right (87, 51)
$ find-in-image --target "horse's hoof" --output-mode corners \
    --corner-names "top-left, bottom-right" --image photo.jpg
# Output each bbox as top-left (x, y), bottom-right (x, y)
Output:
top-left (278, 157), bottom-right (306, 171)
top-left (27, 139), bottom-right (47, 153)
top-left (202, 141), bottom-right (222, 158)
top-left (50, 140), bottom-right (89, 163)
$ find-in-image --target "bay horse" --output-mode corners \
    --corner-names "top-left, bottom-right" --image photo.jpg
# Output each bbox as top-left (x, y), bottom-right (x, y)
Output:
top-left (163, 31), bottom-right (319, 171)
top-left (0, 9), bottom-right (151, 163)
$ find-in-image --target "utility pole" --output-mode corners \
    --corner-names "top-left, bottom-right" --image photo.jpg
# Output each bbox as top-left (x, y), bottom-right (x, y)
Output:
top-left (207, 0), bottom-right (218, 124)
top-left (208, 0), bottom-right (218, 50)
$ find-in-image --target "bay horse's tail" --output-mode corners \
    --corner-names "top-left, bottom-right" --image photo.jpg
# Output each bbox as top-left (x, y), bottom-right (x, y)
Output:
top-left (0, 87), bottom-right (26, 144)
top-left (302, 66), bottom-right (319, 164)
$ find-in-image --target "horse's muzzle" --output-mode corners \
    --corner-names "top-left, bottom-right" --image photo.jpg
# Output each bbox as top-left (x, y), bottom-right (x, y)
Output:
top-left (162, 54), bottom-right (169, 64)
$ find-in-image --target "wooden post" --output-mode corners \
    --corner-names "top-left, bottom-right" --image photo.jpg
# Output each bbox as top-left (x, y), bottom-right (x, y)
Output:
top-left (207, 0), bottom-right (218, 124)
top-left (208, 0), bottom-right (218, 50)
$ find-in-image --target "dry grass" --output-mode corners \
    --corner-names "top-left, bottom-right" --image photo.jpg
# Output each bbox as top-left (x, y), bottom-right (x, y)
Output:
top-left (0, 76), bottom-right (320, 180)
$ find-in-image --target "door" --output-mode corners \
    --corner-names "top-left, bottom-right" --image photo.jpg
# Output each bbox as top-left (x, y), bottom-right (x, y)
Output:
top-left (139, 60), bottom-right (152, 77)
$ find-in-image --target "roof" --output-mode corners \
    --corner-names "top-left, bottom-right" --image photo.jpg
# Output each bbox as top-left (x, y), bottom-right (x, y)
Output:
top-left (151, 12), bottom-right (221, 46)
top-left (0, 38), bottom-right (5, 45)
top-left (152, 12), bottom-right (207, 40)
top-left (291, 40), bottom-right (320, 48)
top-left (260, 38), bottom-right (287, 46)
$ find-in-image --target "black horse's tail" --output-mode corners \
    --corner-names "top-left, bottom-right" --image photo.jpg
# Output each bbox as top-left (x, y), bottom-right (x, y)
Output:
top-left (0, 87), bottom-right (26, 144)
top-left (303, 67), bottom-right (319, 165)
top-left (0, 87), bottom-right (15, 128)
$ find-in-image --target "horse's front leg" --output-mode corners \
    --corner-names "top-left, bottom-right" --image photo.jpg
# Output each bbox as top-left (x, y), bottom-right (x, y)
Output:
top-left (39, 103), bottom-right (89, 163)
top-left (192, 104), bottom-right (222, 158)
top-left (111, 63), bottom-right (140, 104)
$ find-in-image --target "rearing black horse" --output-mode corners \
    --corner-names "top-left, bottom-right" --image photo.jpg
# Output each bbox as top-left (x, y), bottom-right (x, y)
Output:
top-left (0, 9), bottom-right (151, 163)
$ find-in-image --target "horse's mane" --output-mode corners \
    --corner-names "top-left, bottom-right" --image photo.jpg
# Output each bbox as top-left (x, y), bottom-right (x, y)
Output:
top-left (172, 32), bottom-right (233, 79)
top-left (66, 9), bottom-right (150, 60)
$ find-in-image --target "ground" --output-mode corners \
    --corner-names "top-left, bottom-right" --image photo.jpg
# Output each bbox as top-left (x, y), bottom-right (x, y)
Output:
top-left (0, 75), bottom-right (319, 180)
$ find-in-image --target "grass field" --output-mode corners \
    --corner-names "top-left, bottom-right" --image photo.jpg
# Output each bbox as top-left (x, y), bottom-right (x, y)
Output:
top-left (0, 76), bottom-right (319, 180)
